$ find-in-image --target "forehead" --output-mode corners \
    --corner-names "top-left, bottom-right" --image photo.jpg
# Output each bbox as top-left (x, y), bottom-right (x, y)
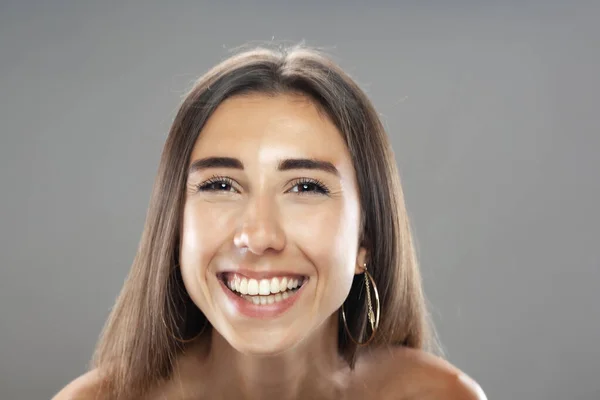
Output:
top-left (190, 93), bottom-right (352, 165)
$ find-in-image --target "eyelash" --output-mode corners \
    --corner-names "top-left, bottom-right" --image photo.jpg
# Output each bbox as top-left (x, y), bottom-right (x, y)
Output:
top-left (196, 175), bottom-right (331, 195)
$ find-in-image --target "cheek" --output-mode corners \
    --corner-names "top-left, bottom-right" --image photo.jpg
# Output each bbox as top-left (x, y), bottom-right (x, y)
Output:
top-left (180, 205), bottom-right (206, 269)
top-left (179, 201), bottom-right (234, 307)
top-left (286, 199), bottom-right (361, 303)
top-left (179, 201), bottom-right (232, 267)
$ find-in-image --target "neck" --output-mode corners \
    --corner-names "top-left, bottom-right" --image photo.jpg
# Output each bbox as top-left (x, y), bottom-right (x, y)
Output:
top-left (203, 314), bottom-right (349, 400)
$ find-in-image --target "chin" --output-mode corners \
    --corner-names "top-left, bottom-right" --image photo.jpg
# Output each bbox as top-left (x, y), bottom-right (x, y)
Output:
top-left (222, 325), bottom-right (305, 357)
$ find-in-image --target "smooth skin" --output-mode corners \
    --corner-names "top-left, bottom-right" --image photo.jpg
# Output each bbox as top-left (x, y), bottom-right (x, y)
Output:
top-left (54, 94), bottom-right (486, 399)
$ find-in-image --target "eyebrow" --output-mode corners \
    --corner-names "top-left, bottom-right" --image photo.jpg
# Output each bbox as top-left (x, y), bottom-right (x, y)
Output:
top-left (188, 156), bottom-right (340, 177)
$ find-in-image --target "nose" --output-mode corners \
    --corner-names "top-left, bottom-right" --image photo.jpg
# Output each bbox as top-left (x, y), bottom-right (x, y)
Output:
top-left (233, 195), bottom-right (286, 255)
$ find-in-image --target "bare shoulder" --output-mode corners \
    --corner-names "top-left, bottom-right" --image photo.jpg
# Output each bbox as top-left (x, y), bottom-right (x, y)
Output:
top-left (389, 347), bottom-right (487, 399)
top-left (52, 369), bottom-right (108, 400)
top-left (356, 346), bottom-right (487, 399)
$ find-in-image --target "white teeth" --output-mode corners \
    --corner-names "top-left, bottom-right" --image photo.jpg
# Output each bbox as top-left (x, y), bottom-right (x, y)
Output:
top-left (239, 278), bottom-right (248, 295)
top-left (247, 279), bottom-right (259, 295)
top-left (258, 279), bottom-right (271, 295)
top-left (225, 274), bottom-right (307, 305)
top-left (242, 293), bottom-right (289, 305)
top-left (270, 277), bottom-right (280, 293)
top-left (279, 277), bottom-right (288, 292)
top-left (233, 276), bottom-right (304, 295)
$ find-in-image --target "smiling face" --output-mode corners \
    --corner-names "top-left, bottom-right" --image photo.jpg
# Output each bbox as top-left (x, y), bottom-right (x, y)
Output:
top-left (179, 93), bottom-right (367, 355)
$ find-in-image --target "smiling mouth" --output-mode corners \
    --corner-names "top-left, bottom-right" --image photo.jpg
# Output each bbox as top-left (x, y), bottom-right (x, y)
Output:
top-left (218, 273), bottom-right (308, 305)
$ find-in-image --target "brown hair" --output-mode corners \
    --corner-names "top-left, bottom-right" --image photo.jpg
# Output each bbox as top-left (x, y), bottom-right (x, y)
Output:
top-left (92, 44), bottom-right (440, 398)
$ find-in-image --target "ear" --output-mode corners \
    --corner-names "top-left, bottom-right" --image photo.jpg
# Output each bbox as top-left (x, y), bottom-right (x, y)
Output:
top-left (355, 246), bottom-right (368, 275)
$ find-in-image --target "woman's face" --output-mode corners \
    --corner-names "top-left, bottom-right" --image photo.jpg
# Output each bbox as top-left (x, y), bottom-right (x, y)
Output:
top-left (180, 93), bottom-right (367, 355)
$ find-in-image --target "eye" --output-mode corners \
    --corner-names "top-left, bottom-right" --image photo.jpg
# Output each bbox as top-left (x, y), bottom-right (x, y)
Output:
top-left (196, 175), bottom-right (237, 193)
top-left (195, 176), bottom-right (330, 195)
top-left (289, 178), bottom-right (330, 195)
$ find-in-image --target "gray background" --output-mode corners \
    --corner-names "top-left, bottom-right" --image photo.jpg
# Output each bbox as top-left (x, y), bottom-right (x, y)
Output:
top-left (1, 1), bottom-right (599, 399)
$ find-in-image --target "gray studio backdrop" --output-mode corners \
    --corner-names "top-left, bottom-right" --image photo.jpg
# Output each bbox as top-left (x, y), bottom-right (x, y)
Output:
top-left (1, 1), bottom-right (599, 399)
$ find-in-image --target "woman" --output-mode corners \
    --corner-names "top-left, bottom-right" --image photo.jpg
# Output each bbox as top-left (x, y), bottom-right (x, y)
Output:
top-left (54, 45), bottom-right (486, 399)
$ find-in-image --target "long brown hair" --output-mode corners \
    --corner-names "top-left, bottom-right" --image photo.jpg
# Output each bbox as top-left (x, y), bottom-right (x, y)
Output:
top-left (93, 44), bottom-right (440, 398)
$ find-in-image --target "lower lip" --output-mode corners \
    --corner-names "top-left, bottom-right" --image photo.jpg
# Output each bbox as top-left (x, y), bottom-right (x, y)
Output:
top-left (218, 278), bottom-right (307, 319)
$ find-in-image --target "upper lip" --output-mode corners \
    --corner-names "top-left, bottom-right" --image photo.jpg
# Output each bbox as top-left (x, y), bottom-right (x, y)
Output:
top-left (217, 268), bottom-right (308, 280)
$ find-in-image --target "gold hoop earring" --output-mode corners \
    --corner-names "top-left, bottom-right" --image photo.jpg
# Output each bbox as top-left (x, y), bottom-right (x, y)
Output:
top-left (341, 263), bottom-right (381, 346)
